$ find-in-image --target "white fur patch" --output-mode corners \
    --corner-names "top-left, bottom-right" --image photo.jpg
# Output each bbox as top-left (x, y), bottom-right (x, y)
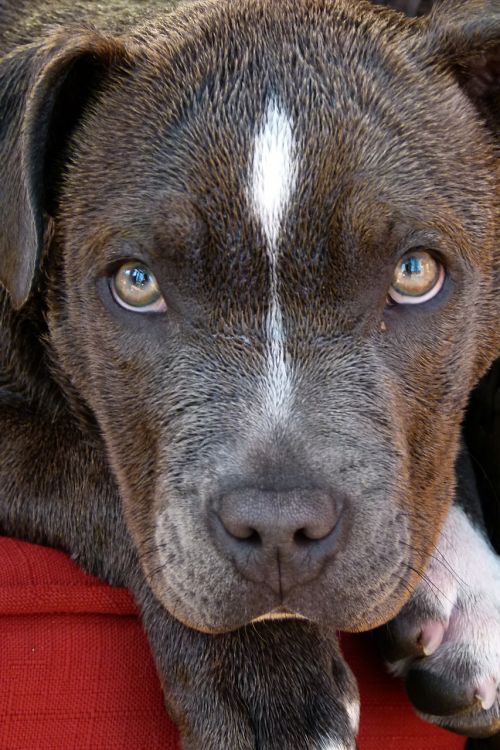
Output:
top-left (313, 699), bottom-right (358, 750)
top-left (250, 100), bottom-right (297, 247)
top-left (426, 506), bottom-right (500, 619)
top-left (249, 100), bottom-right (297, 423)
top-left (346, 699), bottom-right (360, 733)
top-left (264, 293), bottom-right (292, 423)
top-left (389, 505), bottom-right (500, 681)
top-left (318, 740), bottom-right (351, 750)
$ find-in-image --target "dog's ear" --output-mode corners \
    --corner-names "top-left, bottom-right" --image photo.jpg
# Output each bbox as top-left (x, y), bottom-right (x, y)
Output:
top-left (412, 2), bottom-right (500, 369)
top-left (0, 31), bottom-right (130, 309)
top-left (419, 0), bottom-right (500, 136)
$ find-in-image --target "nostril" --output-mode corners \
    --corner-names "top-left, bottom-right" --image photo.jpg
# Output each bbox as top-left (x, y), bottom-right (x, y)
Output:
top-left (217, 515), bottom-right (263, 546)
top-left (229, 527), bottom-right (262, 546)
top-left (294, 528), bottom-right (312, 546)
top-left (294, 523), bottom-right (336, 546)
top-left (240, 529), bottom-right (261, 547)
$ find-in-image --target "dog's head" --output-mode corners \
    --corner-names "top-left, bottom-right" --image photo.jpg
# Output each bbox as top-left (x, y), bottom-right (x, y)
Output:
top-left (1, 0), bottom-right (499, 632)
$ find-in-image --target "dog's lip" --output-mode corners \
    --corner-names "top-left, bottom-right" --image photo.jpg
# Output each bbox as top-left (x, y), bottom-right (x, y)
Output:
top-left (251, 607), bottom-right (308, 623)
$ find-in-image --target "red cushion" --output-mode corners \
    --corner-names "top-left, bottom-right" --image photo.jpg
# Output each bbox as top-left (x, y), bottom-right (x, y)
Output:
top-left (0, 537), bottom-right (465, 750)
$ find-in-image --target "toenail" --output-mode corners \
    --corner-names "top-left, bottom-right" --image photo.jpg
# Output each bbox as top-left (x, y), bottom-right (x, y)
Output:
top-left (475, 677), bottom-right (498, 711)
top-left (418, 621), bottom-right (446, 656)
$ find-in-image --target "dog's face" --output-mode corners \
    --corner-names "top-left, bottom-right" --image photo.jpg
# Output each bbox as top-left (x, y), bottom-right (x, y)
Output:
top-left (1, 0), bottom-right (499, 633)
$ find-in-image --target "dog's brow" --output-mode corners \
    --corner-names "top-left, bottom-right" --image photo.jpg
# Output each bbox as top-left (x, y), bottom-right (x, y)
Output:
top-left (248, 98), bottom-right (297, 424)
top-left (152, 194), bottom-right (207, 260)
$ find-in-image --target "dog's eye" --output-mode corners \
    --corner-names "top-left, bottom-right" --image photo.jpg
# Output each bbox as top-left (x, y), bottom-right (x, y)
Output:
top-left (388, 251), bottom-right (445, 305)
top-left (111, 261), bottom-right (167, 313)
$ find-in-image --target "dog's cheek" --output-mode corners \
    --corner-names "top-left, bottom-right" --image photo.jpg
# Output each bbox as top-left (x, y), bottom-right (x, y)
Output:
top-left (46, 281), bottom-right (164, 520)
top-left (46, 313), bottom-right (258, 628)
top-left (371, 321), bottom-right (471, 574)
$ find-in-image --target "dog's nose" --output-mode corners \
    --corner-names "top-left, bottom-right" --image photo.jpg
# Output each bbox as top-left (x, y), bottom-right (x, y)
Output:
top-left (212, 488), bottom-right (344, 595)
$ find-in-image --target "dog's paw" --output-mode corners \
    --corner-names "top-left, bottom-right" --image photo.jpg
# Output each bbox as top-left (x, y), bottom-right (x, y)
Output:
top-left (177, 628), bottom-right (360, 750)
top-left (382, 506), bottom-right (500, 738)
top-left (147, 612), bottom-right (360, 750)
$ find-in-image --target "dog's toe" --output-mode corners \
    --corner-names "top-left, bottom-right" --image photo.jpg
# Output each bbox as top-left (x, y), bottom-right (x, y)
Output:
top-left (414, 637), bottom-right (500, 737)
top-left (382, 616), bottom-right (447, 661)
top-left (381, 506), bottom-right (500, 737)
top-left (405, 649), bottom-right (499, 719)
top-left (386, 604), bottom-right (500, 736)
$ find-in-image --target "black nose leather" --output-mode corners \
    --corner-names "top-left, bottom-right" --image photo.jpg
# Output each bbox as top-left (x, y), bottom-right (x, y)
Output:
top-left (212, 487), bottom-right (343, 595)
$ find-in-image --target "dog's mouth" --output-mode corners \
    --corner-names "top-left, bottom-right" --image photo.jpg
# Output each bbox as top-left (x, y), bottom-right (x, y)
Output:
top-left (251, 608), bottom-right (308, 623)
top-left (143, 542), bottom-right (414, 635)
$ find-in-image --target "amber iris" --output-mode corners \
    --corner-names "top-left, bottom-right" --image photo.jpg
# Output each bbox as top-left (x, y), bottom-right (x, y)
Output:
top-left (389, 251), bottom-right (444, 304)
top-left (111, 261), bottom-right (166, 312)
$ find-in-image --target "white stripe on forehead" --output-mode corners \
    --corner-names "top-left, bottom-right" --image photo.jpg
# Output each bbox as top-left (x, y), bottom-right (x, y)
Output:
top-left (250, 99), bottom-right (297, 247)
top-left (248, 99), bottom-right (297, 424)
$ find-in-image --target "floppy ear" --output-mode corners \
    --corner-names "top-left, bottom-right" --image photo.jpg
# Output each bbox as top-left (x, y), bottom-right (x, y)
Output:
top-left (420, 0), bottom-right (500, 136)
top-left (0, 31), bottom-right (130, 309)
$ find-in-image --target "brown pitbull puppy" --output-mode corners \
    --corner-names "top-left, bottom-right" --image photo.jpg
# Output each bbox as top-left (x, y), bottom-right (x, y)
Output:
top-left (0, 0), bottom-right (499, 747)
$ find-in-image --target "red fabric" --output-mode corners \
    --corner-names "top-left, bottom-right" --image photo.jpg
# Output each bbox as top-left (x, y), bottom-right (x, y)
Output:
top-left (0, 537), bottom-right (465, 750)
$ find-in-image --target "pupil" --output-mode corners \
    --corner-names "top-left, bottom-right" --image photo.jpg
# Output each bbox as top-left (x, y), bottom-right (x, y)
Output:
top-left (130, 267), bottom-right (149, 287)
top-left (403, 257), bottom-right (422, 276)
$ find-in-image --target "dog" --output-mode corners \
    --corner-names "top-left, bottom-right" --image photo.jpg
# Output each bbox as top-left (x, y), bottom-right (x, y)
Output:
top-left (1, 0), bottom-right (499, 747)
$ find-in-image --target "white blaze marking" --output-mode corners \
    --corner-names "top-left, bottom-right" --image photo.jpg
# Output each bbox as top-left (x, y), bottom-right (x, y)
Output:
top-left (251, 100), bottom-right (296, 247)
top-left (249, 100), bottom-right (297, 422)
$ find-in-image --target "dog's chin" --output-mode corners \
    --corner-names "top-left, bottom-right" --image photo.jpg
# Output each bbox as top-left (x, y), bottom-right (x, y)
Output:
top-left (173, 609), bottom-right (309, 635)
top-left (180, 609), bottom-right (309, 635)
top-left (142, 542), bottom-right (414, 633)
top-left (145, 561), bottom-right (415, 634)
top-left (167, 601), bottom-right (403, 635)
top-left (155, 588), bottom-right (411, 635)
top-left (153, 593), bottom-right (308, 634)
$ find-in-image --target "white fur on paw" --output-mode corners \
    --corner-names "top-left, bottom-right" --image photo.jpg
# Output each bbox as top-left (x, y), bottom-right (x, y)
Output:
top-left (345, 699), bottom-right (360, 733)
top-left (313, 697), bottom-right (359, 749)
top-left (318, 740), bottom-right (354, 750)
top-left (388, 505), bottom-right (500, 732)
